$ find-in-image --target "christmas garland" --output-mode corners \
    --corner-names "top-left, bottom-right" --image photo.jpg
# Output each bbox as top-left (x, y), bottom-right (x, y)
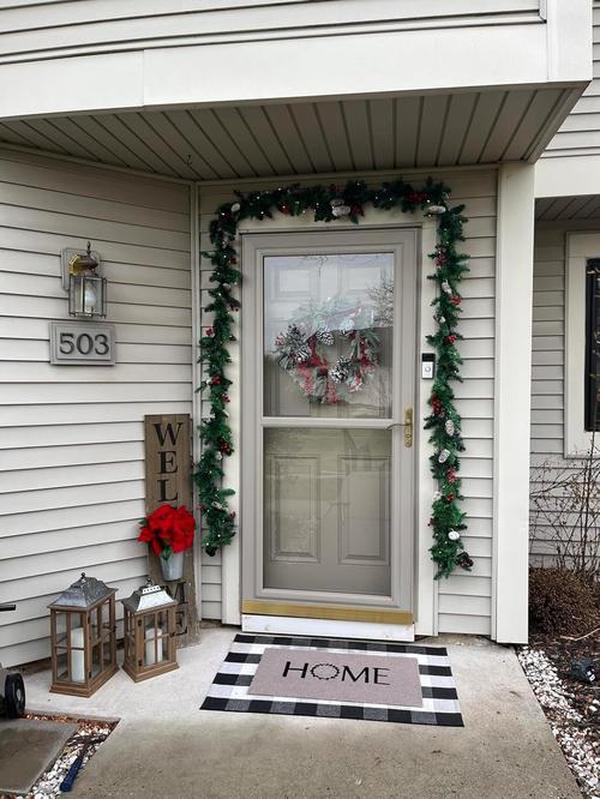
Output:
top-left (195, 178), bottom-right (472, 577)
top-left (273, 296), bottom-right (379, 404)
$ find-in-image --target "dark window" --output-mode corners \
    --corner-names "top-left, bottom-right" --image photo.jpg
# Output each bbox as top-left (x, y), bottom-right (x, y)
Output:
top-left (585, 258), bottom-right (600, 431)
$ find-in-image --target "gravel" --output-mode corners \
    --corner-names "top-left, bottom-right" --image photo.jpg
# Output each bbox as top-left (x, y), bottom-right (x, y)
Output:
top-left (0, 714), bottom-right (115, 799)
top-left (518, 645), bottom-right (600, 798)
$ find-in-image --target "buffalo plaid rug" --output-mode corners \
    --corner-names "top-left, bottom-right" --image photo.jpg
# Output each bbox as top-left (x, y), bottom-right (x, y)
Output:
top-left (200, 633), bottom-right (463, 726)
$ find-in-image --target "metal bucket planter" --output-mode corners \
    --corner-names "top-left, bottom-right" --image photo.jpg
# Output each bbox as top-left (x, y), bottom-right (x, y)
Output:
top-left (160, 551), bottom-right (184, 581)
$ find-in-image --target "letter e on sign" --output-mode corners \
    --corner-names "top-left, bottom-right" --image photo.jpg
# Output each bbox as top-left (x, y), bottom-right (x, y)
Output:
top-left (144, 415), bottom-right (191, 514)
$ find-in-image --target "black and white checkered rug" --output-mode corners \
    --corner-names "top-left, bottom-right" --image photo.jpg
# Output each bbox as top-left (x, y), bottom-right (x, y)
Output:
top-left (200, 633), bottom-right (463, 726)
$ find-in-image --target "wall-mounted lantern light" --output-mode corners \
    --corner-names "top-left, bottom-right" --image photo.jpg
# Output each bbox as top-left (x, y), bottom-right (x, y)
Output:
top-left (61, 242), bottom-right (106, 318)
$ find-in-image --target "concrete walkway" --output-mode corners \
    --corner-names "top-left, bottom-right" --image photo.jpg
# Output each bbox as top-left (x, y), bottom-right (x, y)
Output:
top-left (25, 628), bottom-right (581, 799)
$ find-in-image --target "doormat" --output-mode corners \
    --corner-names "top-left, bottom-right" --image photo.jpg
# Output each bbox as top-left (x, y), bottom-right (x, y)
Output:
top-left (201, 633), bottom-right (463, 726)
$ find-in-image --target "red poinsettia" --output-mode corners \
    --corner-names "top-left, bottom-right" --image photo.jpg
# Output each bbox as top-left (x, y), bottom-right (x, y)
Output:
top-left (138, 504), bottom-right (195, 560)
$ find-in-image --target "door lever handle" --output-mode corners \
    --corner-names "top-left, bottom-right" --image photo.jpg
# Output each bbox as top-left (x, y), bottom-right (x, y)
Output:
top-left (386, 409), bottom-right (413, 448)
top-left (404, 407), bottom-right (413, 448)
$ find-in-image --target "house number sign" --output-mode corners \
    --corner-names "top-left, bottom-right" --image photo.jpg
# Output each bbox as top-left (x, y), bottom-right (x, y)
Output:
top-left (50, 322), bottom-right (116, 365)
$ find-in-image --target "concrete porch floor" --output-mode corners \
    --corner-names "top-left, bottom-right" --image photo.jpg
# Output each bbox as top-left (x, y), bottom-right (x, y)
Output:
top-left (24, 628), bottom-right (580, 799)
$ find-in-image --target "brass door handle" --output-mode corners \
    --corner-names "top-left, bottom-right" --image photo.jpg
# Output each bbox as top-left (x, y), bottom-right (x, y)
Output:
top-left (386, 408), bottom-right (413, 448)
top-left (404, 407), bottom-right (413, 448)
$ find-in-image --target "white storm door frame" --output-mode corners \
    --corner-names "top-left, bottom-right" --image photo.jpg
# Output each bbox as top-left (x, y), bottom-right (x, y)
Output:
top-left (241, 227), bottom-right (418, 613)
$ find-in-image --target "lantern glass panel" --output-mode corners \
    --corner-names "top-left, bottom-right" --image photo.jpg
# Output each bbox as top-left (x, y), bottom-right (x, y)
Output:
top-left (66, 612), bottom-right (86, 684)
top-left (91, 641), bottom-right (102, 679)
top-left (103, 639), bottom-right (113, 667)
top-left (144, 613), bottom-right (167, 667)
top-left (54, 610), bottom-right (68, 645)
top-left (123, 610), bottom-right (134, 664)
top-left (56, 650), bottom-right (69, 682)
top-left (160, 610), bottom-right (170, 661)
top-left (68, 273), bottom-right (106, 318)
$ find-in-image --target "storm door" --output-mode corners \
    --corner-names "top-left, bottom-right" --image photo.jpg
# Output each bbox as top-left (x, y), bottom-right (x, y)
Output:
top-left (242, 228), bottom-right (417, 613)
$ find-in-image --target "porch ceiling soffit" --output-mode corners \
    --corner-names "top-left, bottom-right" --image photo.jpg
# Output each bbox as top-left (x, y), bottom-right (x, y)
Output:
top-left (0, 88), bottom-right (584, 181)
top-left (536, 194), bottom-right (600, 223)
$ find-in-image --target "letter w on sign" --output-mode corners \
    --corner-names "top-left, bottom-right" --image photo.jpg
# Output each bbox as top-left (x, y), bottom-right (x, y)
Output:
top-left (153, 421), bottom-right (183, 448)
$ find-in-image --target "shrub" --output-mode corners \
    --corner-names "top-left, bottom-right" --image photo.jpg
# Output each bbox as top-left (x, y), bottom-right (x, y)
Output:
top-left (529, 567), bottom-right (597, 637)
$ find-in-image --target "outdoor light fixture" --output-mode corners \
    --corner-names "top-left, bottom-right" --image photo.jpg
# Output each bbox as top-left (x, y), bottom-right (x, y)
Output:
top-left (62, 242), bottom-right (106, 318)
top-left (121, 579), bottom-right (178, 682)
top-left (48, 572), bottom-right (117, 697)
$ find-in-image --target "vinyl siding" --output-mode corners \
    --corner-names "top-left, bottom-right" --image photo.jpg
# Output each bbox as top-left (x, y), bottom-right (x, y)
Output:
top-left (0, 1), bottom-right (542, 65)
top-left (530, 221), bottom-right (600, 564)
top-left (543, 2), bottom-right (600, 159)
top-left (0, 149), bottom-right (192, 667)
top-left (199, 169), bottom-right (497, 636)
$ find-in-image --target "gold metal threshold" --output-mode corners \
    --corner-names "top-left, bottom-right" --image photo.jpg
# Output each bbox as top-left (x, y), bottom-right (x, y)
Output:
top-left (241, 600), bottom-right (413, 626)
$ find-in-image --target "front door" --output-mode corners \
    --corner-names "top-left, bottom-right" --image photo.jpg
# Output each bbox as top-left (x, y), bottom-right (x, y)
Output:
top-left (242, 228), bottom-right (417, 620)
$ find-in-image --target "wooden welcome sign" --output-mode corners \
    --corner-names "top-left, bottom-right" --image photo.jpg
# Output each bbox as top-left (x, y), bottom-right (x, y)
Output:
top-left (144, 414), bottom-right (199, 644)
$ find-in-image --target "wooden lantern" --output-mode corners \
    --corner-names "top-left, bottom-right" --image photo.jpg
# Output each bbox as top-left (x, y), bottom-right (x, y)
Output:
top-left (48, 572), bottom-right (117, 697)
top-left (121, 580), bottom-right (178, 682)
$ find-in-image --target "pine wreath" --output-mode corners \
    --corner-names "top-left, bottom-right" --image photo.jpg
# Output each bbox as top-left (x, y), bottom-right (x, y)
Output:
top-left (273, 296), bottom-right (379, 404)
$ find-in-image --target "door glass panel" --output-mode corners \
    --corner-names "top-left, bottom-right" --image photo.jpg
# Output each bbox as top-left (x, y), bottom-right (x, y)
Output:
top-left (264, 427), bottom-right (391, 596)
top-left (264, 253), bottom-right (394, 418)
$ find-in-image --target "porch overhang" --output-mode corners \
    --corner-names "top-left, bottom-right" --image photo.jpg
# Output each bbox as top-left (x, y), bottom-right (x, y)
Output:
top-left (0, 0), bottom-right (592, 180)
top-left (0, 84), bottom-right (589, 182)
top-left (535, 155), bottom-right (600, 202)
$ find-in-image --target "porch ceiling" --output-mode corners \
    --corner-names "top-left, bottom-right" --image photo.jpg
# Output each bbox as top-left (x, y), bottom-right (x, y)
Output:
top-left (535, 195), bottom-right (600, 221)
top-left (0, 87), bottom-right (575, 181)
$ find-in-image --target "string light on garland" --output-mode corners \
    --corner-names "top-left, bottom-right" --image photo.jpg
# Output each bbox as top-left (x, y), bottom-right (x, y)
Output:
top-left (195, 177), bottom-right (472, 577)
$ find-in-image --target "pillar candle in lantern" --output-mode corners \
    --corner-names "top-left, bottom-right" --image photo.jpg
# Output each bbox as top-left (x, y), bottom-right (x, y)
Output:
top-left (70, 627), bottom-right (85, 682)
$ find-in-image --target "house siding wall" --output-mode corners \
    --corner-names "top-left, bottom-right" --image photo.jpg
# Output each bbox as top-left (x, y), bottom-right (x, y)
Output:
top-left (530, 221), bottom-right (600, 564)
top-left (0, 149), bottom-right (193, 667)
top-left (543, 2), bottom-right (600, 160)
top-left (0, 1), bottom-right (542, 65)
top-left (199, 169), bottom-right (497, 636)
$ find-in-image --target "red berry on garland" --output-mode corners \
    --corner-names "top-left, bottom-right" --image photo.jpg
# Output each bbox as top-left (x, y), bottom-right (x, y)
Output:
top-left (431, 395), bottom-right (444, 415)
top-left (450, 295), bottom-right (462, 306)
top-left (447, 468), bottom-right (458, 484)
top-left (446, 493), bottom-right (455, 503)
top-left (446, 334), bottom-right (457, 344)
top-left (210, 375), bottom-right (222, 385)
top-left (223, 394), bottom-right (230, 403)
top-left (205, 327), bottom-right (214, 337)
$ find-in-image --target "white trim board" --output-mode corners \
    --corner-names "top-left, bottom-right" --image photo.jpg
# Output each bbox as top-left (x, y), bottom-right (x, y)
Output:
top-left (493, 163), bottom-right (535, 644)
top-left (565, 232), bottom-right (600, 457)
top-left (242, 614), bottom-right (415, 643)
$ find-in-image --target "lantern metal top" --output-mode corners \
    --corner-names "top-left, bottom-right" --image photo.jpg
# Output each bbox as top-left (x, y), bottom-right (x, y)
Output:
top-left (70, 242), bottom-right (99, 274)
top-left (121, 579), bottom-right (177, 614)
top-left (48, 572), bottom-right (116, 611)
